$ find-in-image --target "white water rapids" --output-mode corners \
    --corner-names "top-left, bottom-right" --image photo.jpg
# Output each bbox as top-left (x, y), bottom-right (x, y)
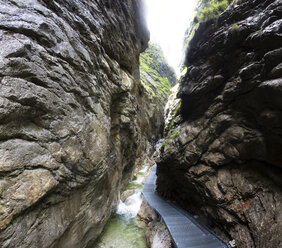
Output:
top-left (94, 164), bottom-right (151, 248)
top-left (116, 192), bottom-right (143, 218)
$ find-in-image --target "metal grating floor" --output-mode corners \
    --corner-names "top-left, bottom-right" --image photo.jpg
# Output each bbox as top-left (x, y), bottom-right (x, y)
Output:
top-left (142, 165), bottom-right (229, 248)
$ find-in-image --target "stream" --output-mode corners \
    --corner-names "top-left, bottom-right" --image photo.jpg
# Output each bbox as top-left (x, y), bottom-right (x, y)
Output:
top-left (94, 165), bottom-right (151, 248)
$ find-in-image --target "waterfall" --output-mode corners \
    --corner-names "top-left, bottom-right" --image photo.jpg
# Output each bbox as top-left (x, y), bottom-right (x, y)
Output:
top-left (116, 192), bottom-right (143, 218)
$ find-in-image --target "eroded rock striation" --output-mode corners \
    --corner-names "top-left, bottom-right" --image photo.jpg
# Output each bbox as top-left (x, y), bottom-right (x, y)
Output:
top-left (157, 0), bottom-right (282, 247)
top-left (0, 0), bottom-right (165, 247)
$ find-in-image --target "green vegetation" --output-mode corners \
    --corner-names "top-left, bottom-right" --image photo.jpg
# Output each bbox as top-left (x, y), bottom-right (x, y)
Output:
top-left (258, 25), bottom-right (263, 34)
top-left (140, 43), bottom-right (176, 101)
top-left (126, 181), bottom-right (143, 190)
top-left (193, 0), bottom-right (232, 23)
top-left (172, 130), bottom-right (179, 138)
top-left (181, 66), bottom-right (188, 76)
top-left (160, 138), bottom-right (170, 151)
top-left (168, 119), bottom-right (174, 130)
top-left (160, 128), bottom-right (180, 153)
top-left (172, 101), bottom-right (181, 117)
top-left (230, 23), bottom-right (240, 32)
top-left (141, 80), bottom-right (156, 98)
top-left (182, 0), bottom-right (233, 66)
top-left (193, 151), bottom-right (201, 156)
top-left (168, 101), bottom-right (181, 130)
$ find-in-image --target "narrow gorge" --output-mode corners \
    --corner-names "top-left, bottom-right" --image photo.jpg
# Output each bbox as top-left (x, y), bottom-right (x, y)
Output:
top-left (0, 0), bottom-right (281, 248)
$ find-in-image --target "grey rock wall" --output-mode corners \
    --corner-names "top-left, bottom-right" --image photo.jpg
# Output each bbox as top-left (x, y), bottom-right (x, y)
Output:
top-left (138, 199), bottom-right (174, 248)
top-left (157, 0), bottom-right (282, 247)
top-left (0, 0), bottom-right (160, 247)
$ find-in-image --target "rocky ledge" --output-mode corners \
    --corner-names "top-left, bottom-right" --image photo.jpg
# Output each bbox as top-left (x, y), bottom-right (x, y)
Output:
top-left (0, 0), bottom-right (168, 247)
top-left (156, 0), bottom-right (282, 247)
top-left (138, 199), bottom-right (174, 248)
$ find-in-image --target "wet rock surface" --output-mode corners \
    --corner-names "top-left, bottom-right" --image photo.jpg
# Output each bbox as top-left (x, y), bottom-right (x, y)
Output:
top-left (0, 0), bottom-right (167, 247)
top-left (138, 199), bottom-right (173, 248)
top-left (157, 0), bottom-right (282, 247)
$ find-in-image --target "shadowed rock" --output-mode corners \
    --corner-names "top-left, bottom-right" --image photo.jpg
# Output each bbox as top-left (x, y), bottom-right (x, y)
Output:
top-left (157, 0), bottom-right (282, 247)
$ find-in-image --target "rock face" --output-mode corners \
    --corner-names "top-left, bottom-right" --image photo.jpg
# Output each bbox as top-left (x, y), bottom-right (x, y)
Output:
top-left (140, 43), bottom-right (176, 104)
top-left (0, 0), bottom-right (165, 247)
top-left (139, 43), bottom-right (176, 137)
top-left (138, 199), bottom-right (174, 248)
top-left (140, 43), bottom-right (176, 92)
top-left (157, 0), bottom-right (282, 247)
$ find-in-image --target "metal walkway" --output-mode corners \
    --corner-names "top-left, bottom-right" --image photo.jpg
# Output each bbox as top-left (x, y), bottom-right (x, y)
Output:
top-left (142, 165), bottom-right (229, 248)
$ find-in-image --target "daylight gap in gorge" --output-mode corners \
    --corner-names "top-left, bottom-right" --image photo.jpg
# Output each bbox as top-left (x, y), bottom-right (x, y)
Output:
top-left (0, 0), bottom-right (281, 248)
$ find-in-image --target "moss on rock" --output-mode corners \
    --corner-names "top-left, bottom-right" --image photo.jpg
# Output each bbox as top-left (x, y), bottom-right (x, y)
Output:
top-left (140, 43), bottom-right (176, 102)
top-left (193, 0), bottom-right (232, 24)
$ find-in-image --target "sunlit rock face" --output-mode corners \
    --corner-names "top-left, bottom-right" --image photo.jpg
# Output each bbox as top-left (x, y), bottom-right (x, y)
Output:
top-left (0, 0), bottom-right (164, 247)
top-left (157, 0), bottom-right (282, 247)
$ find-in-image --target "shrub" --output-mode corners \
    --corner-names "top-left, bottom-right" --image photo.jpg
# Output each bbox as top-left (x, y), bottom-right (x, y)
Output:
top-left (193, 0), bottom-right (231, 23)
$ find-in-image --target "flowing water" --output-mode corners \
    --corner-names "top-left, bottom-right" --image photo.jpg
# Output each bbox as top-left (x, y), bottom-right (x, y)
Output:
top-left (94, 165), bottom-right (150, 248)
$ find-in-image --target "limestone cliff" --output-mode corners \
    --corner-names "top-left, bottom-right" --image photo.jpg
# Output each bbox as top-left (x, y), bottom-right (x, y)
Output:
top-left (157, 0), bottom-right (282, 247)
top-left (141, 43), bottom-right (176, 93)
top-left (0, 0), bottom-right (165, 247)
top-left (140, 43), bottom-right (176, 136)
